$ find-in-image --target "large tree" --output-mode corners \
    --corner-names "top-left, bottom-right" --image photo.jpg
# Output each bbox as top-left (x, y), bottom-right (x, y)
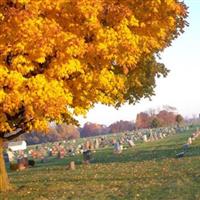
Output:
top-left (0, 0), bottom-right (187, 191)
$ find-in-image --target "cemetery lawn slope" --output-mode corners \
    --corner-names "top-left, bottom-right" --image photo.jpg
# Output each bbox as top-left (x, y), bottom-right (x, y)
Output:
top-left (1, 128), bottom-right (200, 200)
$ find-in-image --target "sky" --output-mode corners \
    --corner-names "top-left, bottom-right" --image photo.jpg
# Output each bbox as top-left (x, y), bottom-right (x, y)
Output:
top-left (78, 0), bottom-right (200, 126)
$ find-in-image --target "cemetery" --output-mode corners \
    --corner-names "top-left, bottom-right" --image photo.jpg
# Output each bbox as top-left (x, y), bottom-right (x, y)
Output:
top-left (1, 125), bottom-right (200, 199)
top-left (4, 126), bottom-right (183, 170)
top-left (0, 0), bottom-right (199, 199)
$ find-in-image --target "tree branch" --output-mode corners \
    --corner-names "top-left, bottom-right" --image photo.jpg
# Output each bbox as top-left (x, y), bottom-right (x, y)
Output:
top-left (3, 129), bottom-right (25, 141)
top-left (1, 118), bottom-right (33, 141)
top-left (24, 54), bottom-right (55, 78)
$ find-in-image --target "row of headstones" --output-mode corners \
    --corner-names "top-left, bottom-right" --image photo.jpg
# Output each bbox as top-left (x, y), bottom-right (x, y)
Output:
top-left (177, 128), bottom-right (200, 158)
top-left (24, 138), bottom-right (102, 161)
top-left (141, 127), bottom-right (187, 143)
top-left (11, 126), bottom-right (188, 163)
top-left (114, 126), bottom-right (190, 154)
top-left (186, 129), bottom-right (200, 146)
top-left (52, 126), bottom-right (188, 156)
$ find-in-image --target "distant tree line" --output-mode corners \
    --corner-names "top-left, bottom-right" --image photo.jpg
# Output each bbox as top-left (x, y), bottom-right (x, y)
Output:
top-left (135, 107), bottom-right (184, 129)
top-left (20, 120), bottom-right (135, 145)
top-left (19, 106), bottom-right (184, 145)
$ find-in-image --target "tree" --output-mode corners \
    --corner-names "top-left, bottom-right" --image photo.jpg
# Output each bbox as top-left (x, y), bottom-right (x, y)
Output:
top-left (0, 0), bottom-right (187, 191)
top-left (135, 112), bottom-right (151, 129)
top-left (56, 124), bottom-right (80, 140)
top-left (175, 114), bottom-right (184, 126)
top-left (109, 120), bottom-right (134, 133)
top-left (20, 124), bottom-right (80, 144)
top-left (150, 118), bottom-right (161, 128)
top-left (80, 122), bottom-right (108, 137)
top-left (156, 110), bottom-right (176, 127)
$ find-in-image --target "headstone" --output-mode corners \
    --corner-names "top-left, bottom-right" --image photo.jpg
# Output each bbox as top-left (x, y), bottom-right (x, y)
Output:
top-left (89, 141), bottom-right (94, 151)
top-left (176, 151), bottom-right (185, 158)
top-left (7, 149), bottom-right (15, 163)
top-left (94, 138), bottom-right (99, 149)
top-left (183, 143), bottom-right (189, 152)
top-left (16, 157), bottom-right (28, 170)
top-left (187, 137), bottom-right (192, 145)
top-left (111, 139), bottom-right (116, 145)
top-left (28, 160), bottom-right (35, 167)
top-left (149, 132), bottom-right (154, 141)
top-left (3, 152), bottom-right (9, 163)
top-left (48, 148), bottom-right (53, 157)
top-left (127, 140), bottom-right (135, 147)
top-left (68, 148), bottom-right (75, 156)
top-left (153, 133), bottom-right (158, 140)
top-left (58, 148), bottom-right (65, 159)
top-left (68, 161), bottom-right (76, 170)
top-left (158, 132), bottom-right (163, 139)
top-left (84, 140), bottom-right (90, 150)
top-left (83, 150), bottom-right (92, 164)
top-left (18, 163), bottom-right (26, 171)
top-left (31, 150), bottom-right (37, 159)
top-left (113, 142), bottom-right (122, 154)
top-left (142, 135), bottom-right (148, 142)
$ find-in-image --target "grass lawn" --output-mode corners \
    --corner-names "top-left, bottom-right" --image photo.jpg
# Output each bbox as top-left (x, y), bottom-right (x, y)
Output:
top-left (1, 127), bottom-right (200, 200)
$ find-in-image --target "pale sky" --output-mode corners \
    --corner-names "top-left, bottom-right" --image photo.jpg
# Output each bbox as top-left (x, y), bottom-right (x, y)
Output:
top-left (78, 0), bottom-right (200, 126)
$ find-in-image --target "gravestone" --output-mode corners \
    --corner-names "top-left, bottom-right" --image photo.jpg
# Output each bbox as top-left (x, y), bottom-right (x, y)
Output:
top-left (68, 161), bottom-right (76, 170)
top-left (113, 142), bottom-right (122, 154)
top-left (142, 135), bottom-right (148, 142)
top-left (183, 143), bottom-right (189, 152)
top-left (158, 132), bottom-right (163, 139)
top-left (187, 137), bottom-right (192, 145)
top-left (127, 139), bottom-right (135, 147)
top-left (83, 150), bottom-right (92, 164)
top-left (28, 160), bottom-right (35, 167)
top-left (94, 138), bottom-right (99, 149)
top-left (149, 132), bottom-right (154, 141)
top-left (153, 133), bottom-right (158, 140)
top-left (7, 149), bottom-right (15, 164)
top-left (18, 163), bottom-right (26, 171)
top-left (17, 157), bottom-right (28, 170)
top-left (176, 151), bottom-right (185, 158)
top-left (3, 152), bottom-right (9, 163)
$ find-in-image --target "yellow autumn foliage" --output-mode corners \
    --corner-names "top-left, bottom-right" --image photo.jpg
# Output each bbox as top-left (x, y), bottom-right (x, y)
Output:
top-left (0, 0), bottom-right (187, 135)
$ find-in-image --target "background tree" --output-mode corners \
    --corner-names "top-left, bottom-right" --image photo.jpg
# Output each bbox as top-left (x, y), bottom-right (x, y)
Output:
top-left (150, 118), bottom-right (161, 128)
top-left (135, 106), bottom-right (182, 129)
top-left (0, 0), bottom-right (187, 192)
top-left (56, 124), bottom-right (80, 140)
top-left (175, 114), bottom-right (184, 127)
top-left (108, 120), bottom-right (135, 133)
top-left (156, 110), bottom-right (176, 127)
top-left (80, 122), bottom-right (108, 137)
top-left (135, 112), bottom-right (151, 129)
top-left (20, 124), bottom-right (80, 144)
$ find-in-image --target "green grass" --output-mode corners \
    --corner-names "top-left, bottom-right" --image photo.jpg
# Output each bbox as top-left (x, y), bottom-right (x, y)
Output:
top-left (2, 127), bottom-right (200, 200)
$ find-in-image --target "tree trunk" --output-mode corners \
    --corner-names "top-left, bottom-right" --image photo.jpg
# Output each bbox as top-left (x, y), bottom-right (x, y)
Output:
top-left (0, 138), bottom-right (11, 192)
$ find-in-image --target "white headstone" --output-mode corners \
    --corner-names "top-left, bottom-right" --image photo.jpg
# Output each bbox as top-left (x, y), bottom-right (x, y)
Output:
top-left (158, 132), bottom-right (163, 139)
top-left (128, 140), bottom-right (135, 147)
top-left (143, 135), bottom-right (148, 142)
top-left (187, 137), bottom-right (192, 145)
top-left (7, 149), bottom-right (15, 162)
